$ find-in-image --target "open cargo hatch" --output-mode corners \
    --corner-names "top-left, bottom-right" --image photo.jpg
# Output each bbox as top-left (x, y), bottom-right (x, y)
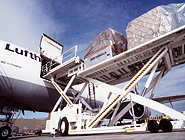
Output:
top-left (39, 34), bottom-right (84, 86)
top-left (39, 33), bottom-right (64, 77)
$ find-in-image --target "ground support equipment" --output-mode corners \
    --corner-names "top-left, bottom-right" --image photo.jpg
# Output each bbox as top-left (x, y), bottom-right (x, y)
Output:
top-left (42, 25), bottom-right (185, 135)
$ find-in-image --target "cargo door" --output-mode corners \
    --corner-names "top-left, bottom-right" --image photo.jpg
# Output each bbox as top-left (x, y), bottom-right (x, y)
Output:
top-left (39, 33), bottom-right (64, 77)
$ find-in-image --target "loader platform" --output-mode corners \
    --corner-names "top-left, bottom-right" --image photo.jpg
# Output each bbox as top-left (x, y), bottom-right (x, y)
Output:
top-left (41, 25), bottom-right (185, 136)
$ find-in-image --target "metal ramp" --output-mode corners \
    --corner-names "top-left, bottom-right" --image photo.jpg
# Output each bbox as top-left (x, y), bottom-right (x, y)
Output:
top-left (40, 25), bottom-right (185, 87)
top-left (41, 26), bottom-right (185, 135)
top-left (75, 25), bottom-right (185, 128)
top-left (78, 25), bottom-right (185, 85)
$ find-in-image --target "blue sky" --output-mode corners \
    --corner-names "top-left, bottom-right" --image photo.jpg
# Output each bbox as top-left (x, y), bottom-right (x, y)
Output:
top-left (0, 0), bottom-right (185, 119)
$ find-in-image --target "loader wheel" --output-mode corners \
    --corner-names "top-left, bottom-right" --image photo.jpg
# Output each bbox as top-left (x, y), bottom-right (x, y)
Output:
top-left (59, 117), bottom-right (69, 136)
top-left (159, 119), bottom-right (172, 132)
top-left (148, 120), bottom-right (159, 133)
top-left (0, 126), bottom-right (11, 140)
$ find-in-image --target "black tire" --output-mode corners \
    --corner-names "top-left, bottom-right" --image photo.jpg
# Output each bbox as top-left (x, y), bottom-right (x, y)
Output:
top-left (59, 117), bottom-right (69, 136)
top-left (159, 119), bottom-right (173, 132)
top-left (148, 120), bottom-right (159, 133)
top-left (0, 126), bottom-right (11, 140)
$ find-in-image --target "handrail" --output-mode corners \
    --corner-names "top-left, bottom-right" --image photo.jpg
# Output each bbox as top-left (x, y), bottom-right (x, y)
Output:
top-left (62, 45), bottom-right (77, 62)
top-left (42, 45), bottom-right (77, 75)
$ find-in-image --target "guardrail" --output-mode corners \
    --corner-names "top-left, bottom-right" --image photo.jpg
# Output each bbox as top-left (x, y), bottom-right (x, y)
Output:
top-left (42, 45), bottom-right (77, 75)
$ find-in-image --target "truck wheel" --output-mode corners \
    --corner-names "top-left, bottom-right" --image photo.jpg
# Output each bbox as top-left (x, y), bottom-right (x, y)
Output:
top-left (159, 119), bottom-right (172, 132)
top-left (0, 126), bottom-right (11, 140)
top-left (148, 120), bottom-right (159, 133)
top-left (59, 117), bottom-right (69, 136)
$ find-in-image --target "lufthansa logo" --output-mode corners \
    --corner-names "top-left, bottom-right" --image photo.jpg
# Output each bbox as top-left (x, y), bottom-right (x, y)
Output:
top-left (5, 43), bottom-right (41, 62)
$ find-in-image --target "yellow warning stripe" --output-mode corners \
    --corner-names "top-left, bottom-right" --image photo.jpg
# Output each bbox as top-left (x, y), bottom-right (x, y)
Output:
top-left (125, 48), bottom-right (165, 91)
top-left (47, 113), bottom-right (51, 120)
top-left (53, 82), bottom-right (72, 106)
top-left (88, 48), bottom-right (166, 128)
top-left (70, 131), bottom-right (76, 133)
top-left (88, 95), bottom-right (121, 127)
top-left (126, 128), bottom-right (135, 131)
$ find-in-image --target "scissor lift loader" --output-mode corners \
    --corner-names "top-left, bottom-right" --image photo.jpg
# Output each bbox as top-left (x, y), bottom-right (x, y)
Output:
top-left (41, 25), bottom-right (185, 135)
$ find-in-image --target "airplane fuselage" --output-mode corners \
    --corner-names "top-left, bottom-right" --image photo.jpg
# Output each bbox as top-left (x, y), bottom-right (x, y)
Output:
top-left (0, 40), bottom-right (60, 113)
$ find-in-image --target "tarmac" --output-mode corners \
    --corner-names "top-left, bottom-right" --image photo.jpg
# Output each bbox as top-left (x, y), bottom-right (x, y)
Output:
top-left (8, 129), bottom-right (185, 140)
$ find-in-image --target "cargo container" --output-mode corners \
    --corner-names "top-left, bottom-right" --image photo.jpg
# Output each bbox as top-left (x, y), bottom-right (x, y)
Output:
top-left (84, 28), bottom-right (127, 69)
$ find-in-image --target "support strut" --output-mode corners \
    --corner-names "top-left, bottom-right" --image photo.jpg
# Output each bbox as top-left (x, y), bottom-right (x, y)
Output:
top-left (88, 47), bottom-right (168, 128)
top-left (51, 75), bottom-right (75, 112)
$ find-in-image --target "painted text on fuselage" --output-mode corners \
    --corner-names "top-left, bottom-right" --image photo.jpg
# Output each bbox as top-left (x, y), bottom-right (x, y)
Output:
top-left (5, 43), bottom-right (41, 62)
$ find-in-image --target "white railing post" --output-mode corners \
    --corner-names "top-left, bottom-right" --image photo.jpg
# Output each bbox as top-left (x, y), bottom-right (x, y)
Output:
top-left (42, 45), bottom-right (78, 76)
top-left (75, 45), bottom-right (77, 57)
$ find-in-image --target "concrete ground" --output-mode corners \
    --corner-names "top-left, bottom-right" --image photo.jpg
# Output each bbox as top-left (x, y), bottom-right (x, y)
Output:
top-left (8, 129), bottom-right (185, 140)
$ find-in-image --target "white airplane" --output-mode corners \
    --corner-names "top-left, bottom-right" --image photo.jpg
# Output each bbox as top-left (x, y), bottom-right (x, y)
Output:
top-left (0, 40), bottom-right (61, 113)
top-left (0, 36), bottom-right (105, 139)
top-left (0, 29), bottom-right (185, 139)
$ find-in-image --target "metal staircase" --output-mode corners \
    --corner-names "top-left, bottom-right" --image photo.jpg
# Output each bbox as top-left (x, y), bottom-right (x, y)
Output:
top-left (88, 82), bottom-right (96, 108)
